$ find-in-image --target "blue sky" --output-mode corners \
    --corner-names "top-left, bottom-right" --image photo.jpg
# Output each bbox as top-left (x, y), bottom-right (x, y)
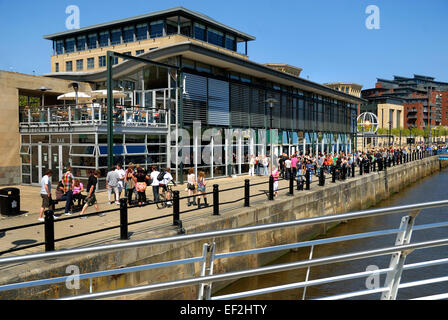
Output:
top-left (0, 0), bottom-right (447, 89)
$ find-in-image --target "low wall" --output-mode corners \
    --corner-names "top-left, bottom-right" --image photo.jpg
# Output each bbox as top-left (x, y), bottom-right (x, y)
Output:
top-left (1, 156), bottom-right (446, 299)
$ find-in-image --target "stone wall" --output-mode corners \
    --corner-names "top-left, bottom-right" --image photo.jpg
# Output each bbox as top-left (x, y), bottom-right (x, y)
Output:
top-left (0, 156), bottom-right (446, 299)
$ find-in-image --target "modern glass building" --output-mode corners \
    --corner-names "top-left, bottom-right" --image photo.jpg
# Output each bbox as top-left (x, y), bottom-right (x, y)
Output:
top-left (16, 7), bottom-right (365, 189)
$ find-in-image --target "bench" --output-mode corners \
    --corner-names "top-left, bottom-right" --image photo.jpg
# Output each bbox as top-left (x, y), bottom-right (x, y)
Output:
top-left (51, 195), bottom-right (86, 212)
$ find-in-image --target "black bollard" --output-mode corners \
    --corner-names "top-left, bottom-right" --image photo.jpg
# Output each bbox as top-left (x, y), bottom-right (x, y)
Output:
top-left (373, 160), bottom-right (376, 172)
top-left (120, 198), bottom-right (129, 240)
top-left (213, 185), bottom-right (219, 215)
top-left (305, 170), bottom-right (310, 190)
top-left (332, 165), bottom-right (336, 183)
top-left (269, 175), bottom-right (274, 200)
top-left (244, 179), bottom-right (250, 207)
top-left (351, 163), bottom-right (355, 178)
top-left (44, 210), bottom-right (55, 252)
top-left (289, 172), bottom-right (295, 195)
top-left (319, 167), bottom-right (325, 186)
top-left (359, 163), bottom-right (363, 176)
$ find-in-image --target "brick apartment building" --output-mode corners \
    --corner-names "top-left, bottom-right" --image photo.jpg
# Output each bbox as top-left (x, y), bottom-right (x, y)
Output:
top-left (361, 75), bottom-right (448, 130)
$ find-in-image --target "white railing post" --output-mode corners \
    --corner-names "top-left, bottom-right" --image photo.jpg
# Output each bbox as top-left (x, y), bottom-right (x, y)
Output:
top-left (302, 244), bottom-right (315, 300)
top-left (68, 106), bottom-right (72, 123)
top-left (197, 243), bottom-right (209, 300)
top-left (381, 210), bottom-right (420, 300)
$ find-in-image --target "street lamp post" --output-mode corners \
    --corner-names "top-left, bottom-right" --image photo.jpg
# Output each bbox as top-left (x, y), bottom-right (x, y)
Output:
top-left (265, 98), bottom-right (278, 177)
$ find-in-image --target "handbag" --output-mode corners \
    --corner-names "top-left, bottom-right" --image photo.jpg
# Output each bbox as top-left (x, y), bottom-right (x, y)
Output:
top-left (136, 182), bottom-right (147, 193)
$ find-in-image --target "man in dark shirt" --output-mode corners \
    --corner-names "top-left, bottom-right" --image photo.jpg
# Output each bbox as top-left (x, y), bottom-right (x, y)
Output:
top-left (79, 170), bottom-right (101, 218)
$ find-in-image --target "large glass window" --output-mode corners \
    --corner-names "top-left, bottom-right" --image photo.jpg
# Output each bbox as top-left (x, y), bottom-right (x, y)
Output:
top-left (110, 29), bottom-right (121, 45)
top-left (207, 27), bottom-right (223, 47)
top-left (194, 23), bottom-right (206, 41)
top-left (136, 23), bottom-right (148, 40)
top-left (225, 34), bottom-right (236, 51)
top-left (123, 26), bottom-right (134, 43)
top-left (65, 38), bottom-right (75, 53)
top-left (88, 33), bottom-right (97, 49)
top-left (76, 36), bottom-right (86, 51)
top-left (150, 20), bottom-right (164, 38)
top-left (99, 31), bottom-right (109, 47)
top-left (55, 40), bottom-right (64, 55)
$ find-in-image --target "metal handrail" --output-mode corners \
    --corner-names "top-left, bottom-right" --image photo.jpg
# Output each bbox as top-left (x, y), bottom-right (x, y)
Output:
top-left (1, 198), bottom-right (448, 300)
top-left (1, 199), bottom-right (447, 265)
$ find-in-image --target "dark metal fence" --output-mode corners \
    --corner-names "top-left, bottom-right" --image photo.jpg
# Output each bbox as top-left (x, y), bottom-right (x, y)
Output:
top-left (0, 150), bottom-right (441, 256)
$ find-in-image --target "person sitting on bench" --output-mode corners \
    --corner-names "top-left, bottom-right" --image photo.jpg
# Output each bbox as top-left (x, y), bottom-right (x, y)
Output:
top-left (72, 179), bottom-right (86, 207)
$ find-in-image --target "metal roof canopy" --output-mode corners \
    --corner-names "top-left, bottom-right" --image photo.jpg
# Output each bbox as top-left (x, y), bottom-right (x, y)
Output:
top-left (46, 42), bottom-right (365, 105)
top-left (43, 6), bottom-right (256, 42)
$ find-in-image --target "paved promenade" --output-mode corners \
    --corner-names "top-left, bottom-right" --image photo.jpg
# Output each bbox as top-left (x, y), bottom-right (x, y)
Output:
top-left (0, 174), bottom-right (296, 256)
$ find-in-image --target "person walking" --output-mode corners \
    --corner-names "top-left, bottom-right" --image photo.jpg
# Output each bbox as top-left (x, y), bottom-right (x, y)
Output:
top-left (62, 166), bottom-right (74, 216)
top-left (135, 166), bottom-right (149, 206)
top-left (160, 168), bottom-right (175, 207)
top-left (272, 166), bottom-right (280, 198)
top-left (115, 163), bottom-right (126, 199)
top-left (149, 166), bottom-right (160, 203)
top-left (106, 166), bottom-right (120, 205)
top-left (38, 170), bottom-right (56, 221)
top-left (197, 171), bottom-right (209, 208)
top-left (125, 163), bottom-right (136, 205)
top-left (285, 156), bottom-right (292, 179)
top-left (262, 155), bottom-right (269, 176)
top-left (79, 170), bottom-right (101, 218)
top-left (290, 154), bottom-right (298, 179)
top-left (187, 168), bottom-right (197, 206)
top-left (249, 155), bottom-right (255, 177)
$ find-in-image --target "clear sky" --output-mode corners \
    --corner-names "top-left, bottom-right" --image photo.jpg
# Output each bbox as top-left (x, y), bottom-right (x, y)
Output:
top-left (0, 0), bottom-right (447, 89)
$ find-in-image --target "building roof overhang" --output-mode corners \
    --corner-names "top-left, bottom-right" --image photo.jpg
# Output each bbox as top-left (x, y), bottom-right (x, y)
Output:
top-left (44, 41), bottom-right (366, 104)
top-left (43, 7), bottom-right (255, 42)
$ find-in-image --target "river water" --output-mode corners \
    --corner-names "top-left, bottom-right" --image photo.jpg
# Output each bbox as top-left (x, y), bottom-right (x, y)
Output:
top-left (216, 168), bottom-right (448, 300)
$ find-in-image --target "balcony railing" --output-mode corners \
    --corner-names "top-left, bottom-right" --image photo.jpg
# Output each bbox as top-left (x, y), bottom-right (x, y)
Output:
top-left (19, 104), bottom-right (169, 128)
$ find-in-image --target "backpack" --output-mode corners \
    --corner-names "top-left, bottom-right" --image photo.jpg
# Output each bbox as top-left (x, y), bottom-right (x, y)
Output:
top-left (157, 170), bottom-right (166, 181)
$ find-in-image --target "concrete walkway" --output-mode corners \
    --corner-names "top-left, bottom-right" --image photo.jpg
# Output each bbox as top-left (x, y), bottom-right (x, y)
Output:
top-left (0, 173), bottom-right (303, 257)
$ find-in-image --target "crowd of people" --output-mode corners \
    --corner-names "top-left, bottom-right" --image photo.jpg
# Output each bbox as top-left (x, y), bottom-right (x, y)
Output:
top-left (38, 143), bottom-right (445, 220)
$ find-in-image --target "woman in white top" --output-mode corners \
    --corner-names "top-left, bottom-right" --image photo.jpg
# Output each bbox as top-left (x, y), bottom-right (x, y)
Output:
top-left (187, 168), bottom-right (197, 207)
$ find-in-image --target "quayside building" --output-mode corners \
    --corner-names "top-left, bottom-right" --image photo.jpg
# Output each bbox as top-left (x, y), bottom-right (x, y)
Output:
top-left (4, 7), bottom-right (365, 188)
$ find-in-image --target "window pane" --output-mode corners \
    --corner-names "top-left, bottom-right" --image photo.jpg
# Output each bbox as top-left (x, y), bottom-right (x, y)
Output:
top-left (65, 38), bottom-right (75, 53)
top-left (99, 31), bottom-right (109, 47)
top-left (194, 23), bottom-right (206, 41)
top-left (56, 40), bottom-right (64, 55)
top-left (88, 34), bottom-right (97, 49)
top-left (77, 36), bottom-right (86, 51)
top-left (111, 29), bottom-right (121, 45)
top-left (150, 20), bottom-right (164, 38)
top-left (99, 56), bottom-right (106, 67)
top-left (76, 59), bottom-right (83, 71)
top-left (225, 35), bottom-right (235, 51)
top-left (123, 26), bottom-right (134, 43)
top-left (87, 58), bottom-right (94, 69)
top-left (166, 20), bottom-right (177, 35)
top-left (66, 61), bottom-right (73, 72)
top-left (207, 28), bottom-right (223, 47)
top-left (136, 23), bottom-right (148, 41)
